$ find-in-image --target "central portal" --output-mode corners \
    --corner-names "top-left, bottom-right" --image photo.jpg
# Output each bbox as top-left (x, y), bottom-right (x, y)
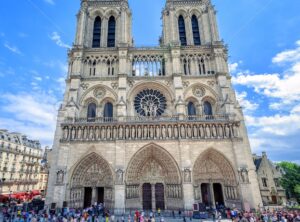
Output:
top-left (142, 183), bottom-right (165, 211)
top-left (125, 144), bottom-right (184, 210)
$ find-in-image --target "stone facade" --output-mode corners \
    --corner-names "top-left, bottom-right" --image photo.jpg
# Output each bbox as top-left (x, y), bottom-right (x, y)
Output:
top-left (46, 0), bottom-right (263, 211)
top-left (253, 152), bottom-right (287, 206)
top-left (0, 130), bottom-right (43, 194)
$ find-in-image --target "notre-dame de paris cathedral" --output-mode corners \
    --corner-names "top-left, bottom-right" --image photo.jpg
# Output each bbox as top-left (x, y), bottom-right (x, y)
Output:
top-left (46, 0), bottom-right (263, 212)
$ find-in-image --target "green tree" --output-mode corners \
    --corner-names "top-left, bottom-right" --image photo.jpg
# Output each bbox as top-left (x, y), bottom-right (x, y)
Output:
top-left (277, 162), bottom-right (300, 202)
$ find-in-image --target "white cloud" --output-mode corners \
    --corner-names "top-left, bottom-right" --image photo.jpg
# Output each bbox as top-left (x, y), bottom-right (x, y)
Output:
top-left (34, 76), bottom-right (42, 81)
top-left (0, 92), bottom-right (59, 146)
top-left (50, 32), bottom-right (71, 49)
top-left (272, 40), bottom-right (300, 64)
top-left (233, 42), bottom-right (300, 107)
top-left (229, 62), bottom-right (239, 73)
top-left (236, 91), bottom-right (259, 113)
top-left (246, 113), bottom-right (300, 136)
top-left (4, 43), bottom-right (22, 55)
top-left (44, 0), bottom-right (55, 5)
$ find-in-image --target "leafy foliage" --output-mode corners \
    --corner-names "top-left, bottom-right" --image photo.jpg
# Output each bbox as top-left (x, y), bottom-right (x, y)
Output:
top-left (277, 162), bottom-right (300, 202)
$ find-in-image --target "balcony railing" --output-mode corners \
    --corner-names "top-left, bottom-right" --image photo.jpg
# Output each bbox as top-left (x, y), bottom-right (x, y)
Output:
top-left (61, 115), bottom-right (240, 142)
top-left (64, 115), bottom-right (232, 124)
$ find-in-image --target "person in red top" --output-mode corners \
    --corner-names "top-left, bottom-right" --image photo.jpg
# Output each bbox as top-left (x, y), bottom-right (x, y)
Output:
top-left (135, 210), bottom-right (140, 222)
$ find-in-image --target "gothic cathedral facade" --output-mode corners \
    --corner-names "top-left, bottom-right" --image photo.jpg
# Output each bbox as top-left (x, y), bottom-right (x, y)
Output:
top-left (46, 0), bottom-right (263, 211)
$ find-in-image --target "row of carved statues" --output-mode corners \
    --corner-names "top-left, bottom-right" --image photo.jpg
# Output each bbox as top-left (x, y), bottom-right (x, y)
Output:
top-left (61, 122), bottom-right (240, 141)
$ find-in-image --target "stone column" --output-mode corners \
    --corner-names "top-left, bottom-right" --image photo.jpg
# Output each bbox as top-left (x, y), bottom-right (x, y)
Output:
top-left (101, 17), bottom-right (108, 47)
top-left (92, 187), bottom-right (97, 205)
top-left (151, 184), bottom-right (156, 211)
top-left (209, 183), bottom-right (216, 208)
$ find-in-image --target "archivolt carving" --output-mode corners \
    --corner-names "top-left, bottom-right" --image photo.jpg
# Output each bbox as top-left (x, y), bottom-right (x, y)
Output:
top-left (193, 149), bottom-right (237, 186)
top-left (70, 152), bottom-right (114, 188)
top-left (126, 144), bottom-right (181, 185)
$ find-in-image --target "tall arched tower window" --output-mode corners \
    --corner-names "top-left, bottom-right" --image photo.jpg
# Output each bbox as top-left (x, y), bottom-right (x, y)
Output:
top-left (178, 15), bottom-right (187, 46)
top-left (103, 102), bottom-right (113, 120)
top-left (107, 16), bottom-right (116, 47)
top-left (191, 15), bottom-right (201, 45)
top-left (187, 102), bottom-right (197, 116)
top-left (92, 16), bottom-right (101, 48)
top-left (87, 103), bottom-right (97, 121)
top-left (203, 101), bottom-right (213, 116)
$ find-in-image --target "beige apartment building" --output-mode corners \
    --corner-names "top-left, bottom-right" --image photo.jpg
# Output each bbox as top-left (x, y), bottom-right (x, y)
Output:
top-left (0, 130), bottom-right (43, 195)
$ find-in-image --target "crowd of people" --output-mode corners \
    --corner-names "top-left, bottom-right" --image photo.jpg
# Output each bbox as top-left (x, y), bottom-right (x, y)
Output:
top-left (1, 203), bottom-right (300, 222)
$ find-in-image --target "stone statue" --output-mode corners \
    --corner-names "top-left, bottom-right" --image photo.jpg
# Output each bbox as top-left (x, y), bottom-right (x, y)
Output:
top-left (107, 127), bottom-right (111, 140)
top-left (193, 125), bottom-right (198, 138)
top-left (187, 125), bottom-right (192, 138)
top-left (168, 125), bottom-right (173, 138)
top-left (101, 127), bottom-right (105, 139)
top-left (71, 128), bottom-right (76, 140)
top-left (180, 125), bottom-right (185, 138)
top-left (205, 125), bottom-right (211, 138)
top-left (112, 126), bottom-right (117, 139)
top-left (137, 126), bottom-right (142, 138)
top-left (63, 127), bottom-right (69, 140)
top-left (212, 125), bottom-right (217, 138)
top-left (125, 126), bottom-right (130, 139)
top-left (131, 126), bottom-right (136, 139)
top-left (56, 170), bottom-right (64, 184)
top-left (239, 168), bottom-right (249, 183)
top-left (155, 125), bottom-right (160, 138)
top-left (174, 125), bottom-right (179, 138)
top-left (78, 127), bottom-right (82, 140)
top-left (143, 126), bottom-right (148, 139)
top-left (184, 169), bottom-right (191, 183)
top-left (119, 126), bottom-right (123, 139)
top-left (161, 125), bottom-right (166, 138)
top-left (116, 169), bottom-right (123, 184)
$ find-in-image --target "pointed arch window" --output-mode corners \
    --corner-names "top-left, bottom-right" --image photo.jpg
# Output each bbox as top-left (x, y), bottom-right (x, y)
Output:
top-left (87, 103), bottom-right (97, 122)
top-left (187, 101), bottom-right (197, 117)
top-left (92, 16), bottom-right (101, 48)
top-left (191, 15), bottom-right (201, 45)
top-left (103, 102), bottom-right (113, 121)
top-left (203, 101), bottom-right (213, 116)
top-left (178, 15), bottom-right (187, 46)
top-left (107, 16), bottom-right (116, 47)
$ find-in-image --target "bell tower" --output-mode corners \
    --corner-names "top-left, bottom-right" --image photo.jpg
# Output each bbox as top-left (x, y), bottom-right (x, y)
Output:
top-left (162, 0), bottom-right (220, 46)
top-left (75, 0), bottom-right (132, 48)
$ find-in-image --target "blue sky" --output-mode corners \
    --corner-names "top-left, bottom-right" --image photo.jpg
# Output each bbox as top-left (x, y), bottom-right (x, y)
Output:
top-left (0, 0), bottom-right (300, 163)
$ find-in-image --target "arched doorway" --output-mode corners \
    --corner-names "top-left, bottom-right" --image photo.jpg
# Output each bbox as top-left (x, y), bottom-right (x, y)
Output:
top-left (125, 144), bottom-right (183, 211)
top-left (193, 149), bottom-right (240, 208)
top-left (69, 153), bottom-right (114, 209)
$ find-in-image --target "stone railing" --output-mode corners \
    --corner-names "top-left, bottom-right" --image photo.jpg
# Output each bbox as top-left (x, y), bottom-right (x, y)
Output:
top-left (61, 115), bottom-right (241, 142)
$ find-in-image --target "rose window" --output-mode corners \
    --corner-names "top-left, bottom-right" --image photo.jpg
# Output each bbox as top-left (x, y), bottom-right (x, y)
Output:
top-left (134, 89), bottom-right (167, 117)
